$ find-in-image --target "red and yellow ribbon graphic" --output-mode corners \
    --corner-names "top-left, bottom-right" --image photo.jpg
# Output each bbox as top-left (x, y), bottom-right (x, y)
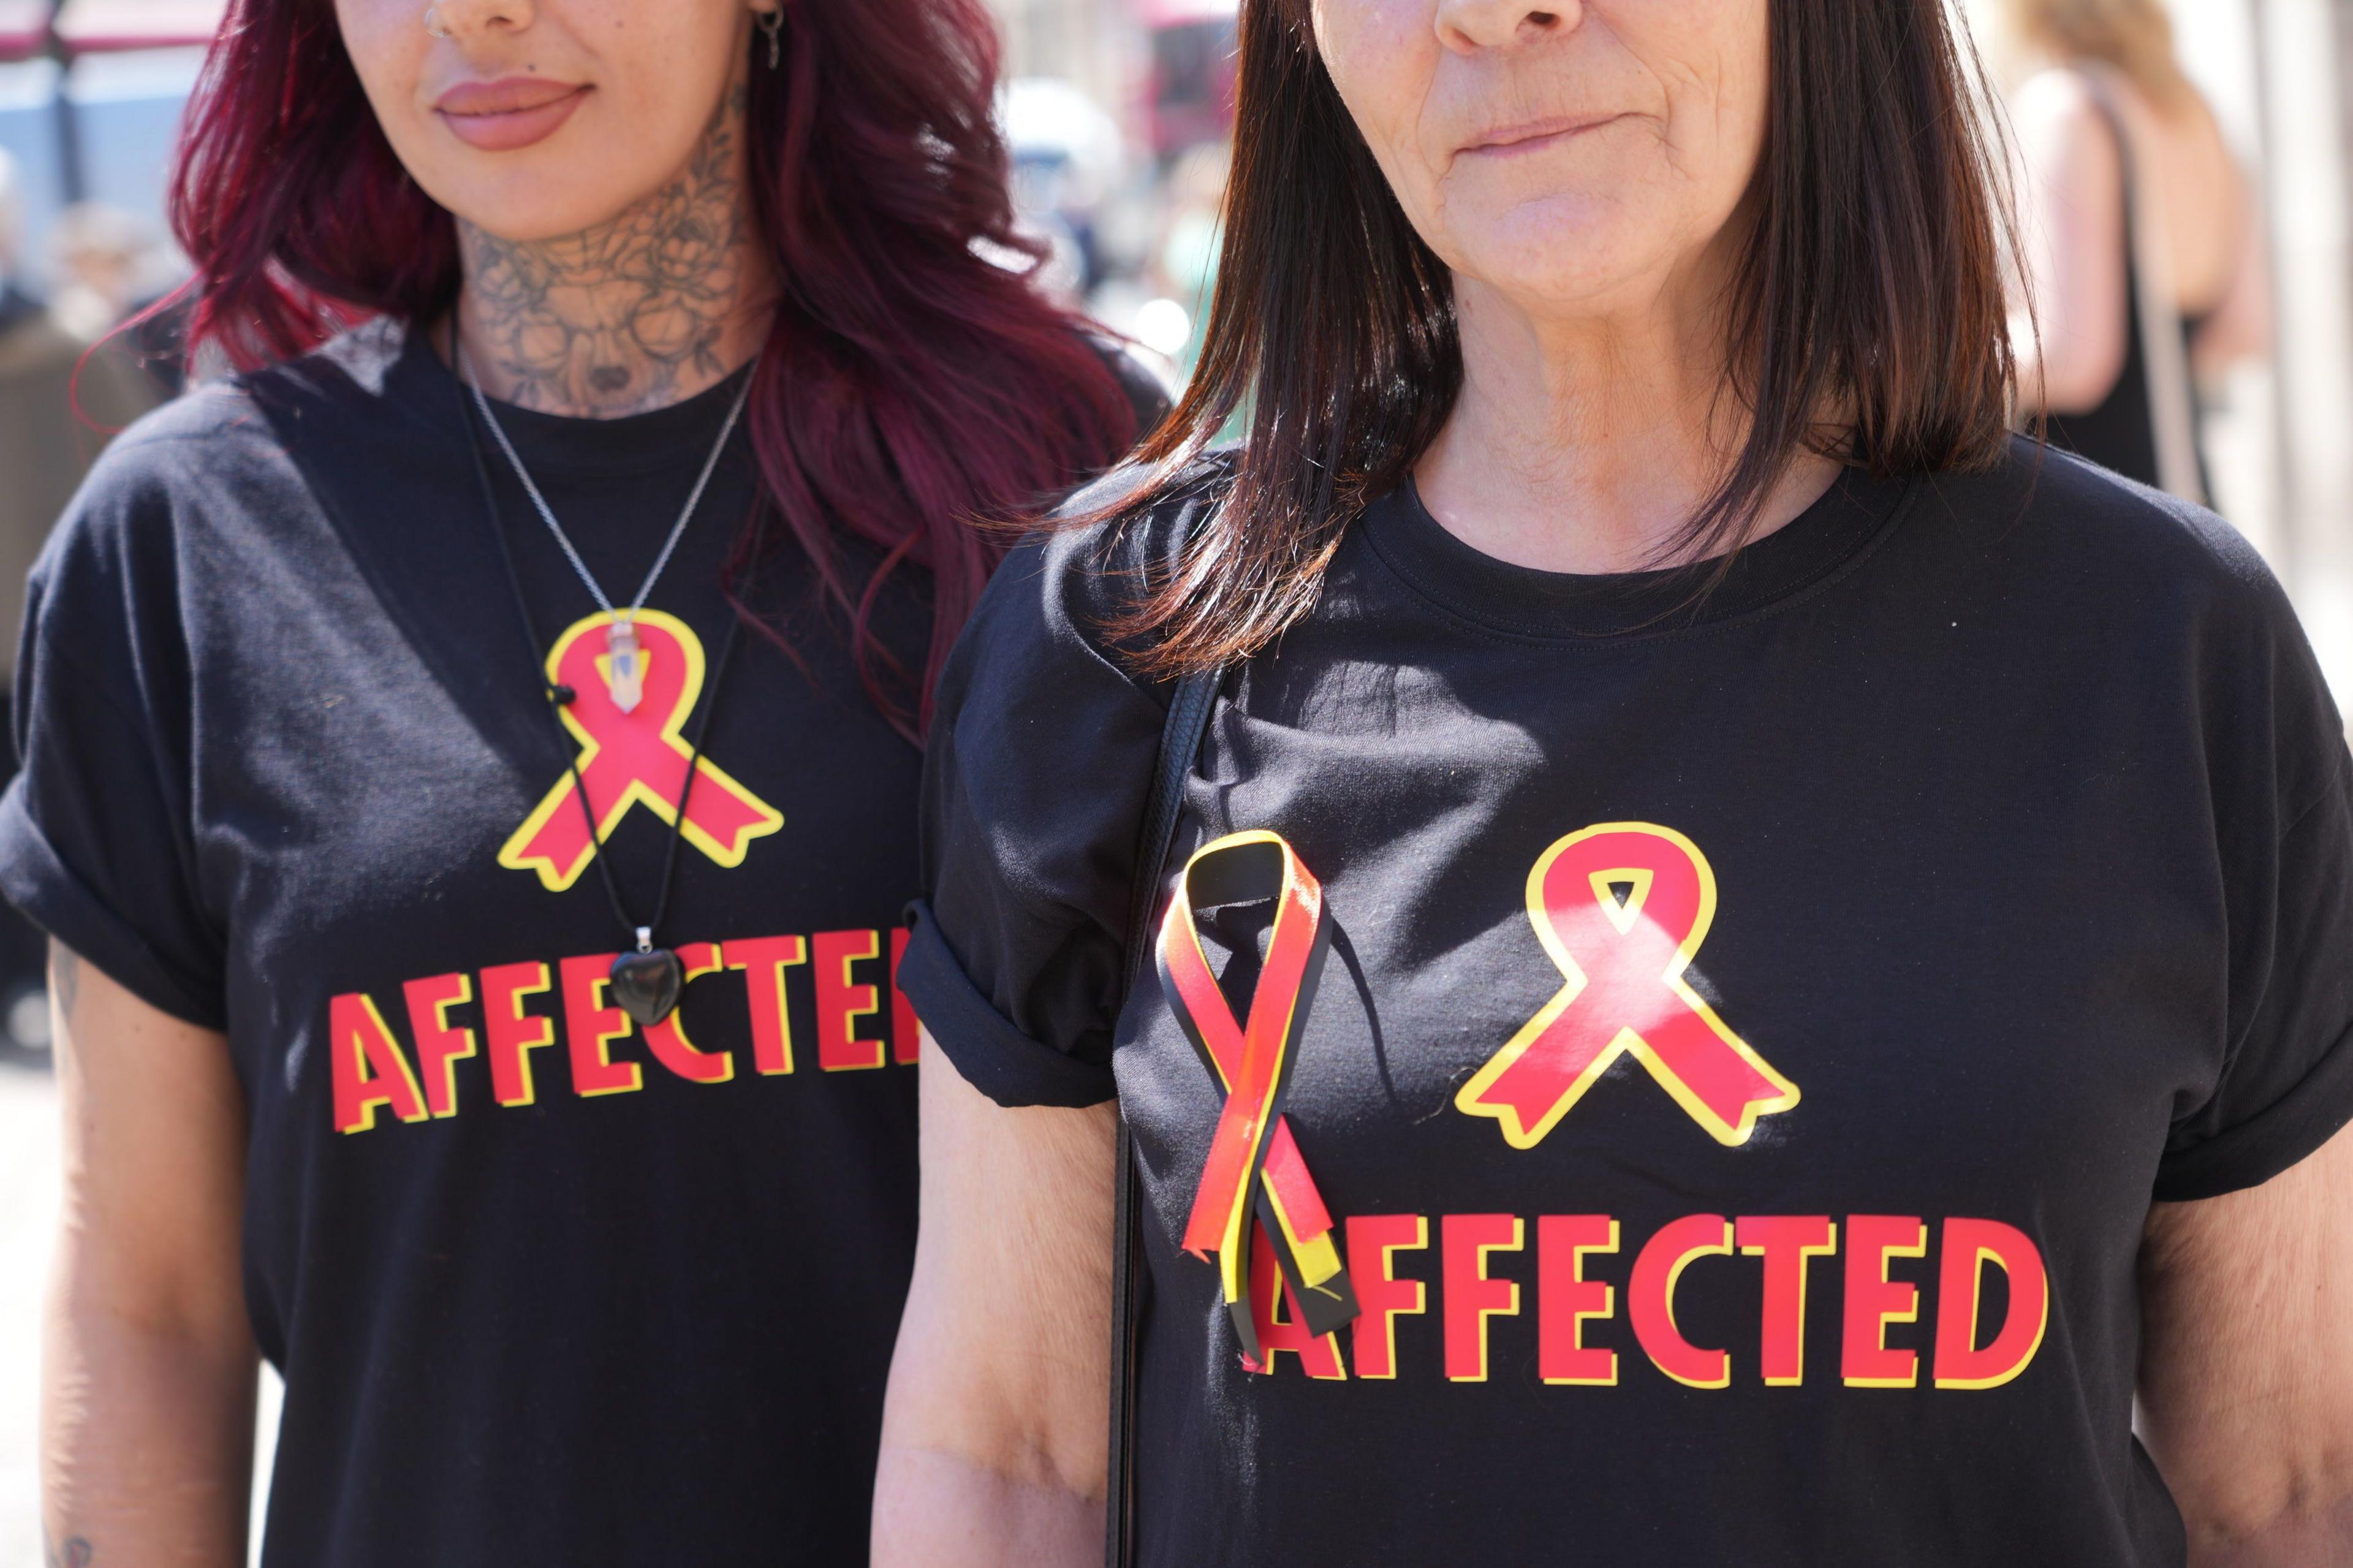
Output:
top-left (499, 610), bottom-right (784, 892)
top-left (1457, 822), bottom-right (1800, 1149)
top-left (1161, 830), bottom-right (1357, 1363)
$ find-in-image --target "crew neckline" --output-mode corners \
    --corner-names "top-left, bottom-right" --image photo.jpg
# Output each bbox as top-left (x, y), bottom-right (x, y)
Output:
top-left (393, 321), bottom-right (755, 477)
top-left (1357, 466), bottom-right (1916, 640)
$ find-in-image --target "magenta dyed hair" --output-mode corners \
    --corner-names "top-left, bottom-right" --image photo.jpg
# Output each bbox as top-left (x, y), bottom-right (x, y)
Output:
top-left (169, 0), bottom-right (1139, 738)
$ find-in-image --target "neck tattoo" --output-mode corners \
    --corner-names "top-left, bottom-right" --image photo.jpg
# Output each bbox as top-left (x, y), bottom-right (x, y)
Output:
top-left (458, 85), bottom-right (762, 419)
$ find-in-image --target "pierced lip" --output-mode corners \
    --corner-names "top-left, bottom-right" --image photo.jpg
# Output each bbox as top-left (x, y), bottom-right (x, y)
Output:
top-left (434, 75), bottom-right (587, 117)
top-left (1463, 112), bottom-right (1629, 154)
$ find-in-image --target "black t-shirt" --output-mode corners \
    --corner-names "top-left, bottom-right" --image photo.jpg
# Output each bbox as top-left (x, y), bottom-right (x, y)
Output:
top-left (0, 319), bottom-right (1161, 1566)
top-left (901, 446), bottom-right (2353, 1566)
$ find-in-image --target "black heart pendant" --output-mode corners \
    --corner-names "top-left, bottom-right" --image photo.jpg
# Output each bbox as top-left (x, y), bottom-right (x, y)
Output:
top-left (610, 947), bottom-right (684, 1028)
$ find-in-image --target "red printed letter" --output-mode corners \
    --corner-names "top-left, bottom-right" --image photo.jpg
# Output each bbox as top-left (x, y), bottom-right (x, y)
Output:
top-left (640, 943), bottom-right (733, 1085)
top-left (480, 961), bottom-right (556, 1107)
top-left (727, 935), bottom-right (806, 1075)
top-left (1933, 1219), bottom-right (2049, 1390)
top-left (1629, 1214), bottom-right (1733, 1388)
top-left (1443, 1214), bottom-right (1524, 1382)
top-left (1539, 1214), bottom-right (1620, 1386)
top-left (1737, 1214), bottom-right (1837, 1387)
top-left (402, 972), bottom-right (477, 1119)
top-left (1346, 1214), bottom-right (1428, 1380)
top-left (1246, 1224), bottom-right (1346, 1379)
top-left (1842, 1214), bottom-right (1928, 1388)
top-left (328, 993), bottom-right (426, 1134)
top-left (559, 953), bottom-right (642, 1097)
top-left (813, 930), bottom-right (885, 1072)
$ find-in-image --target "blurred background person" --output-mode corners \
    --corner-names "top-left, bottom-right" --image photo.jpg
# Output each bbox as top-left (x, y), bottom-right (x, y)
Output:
top-left (0, 151), bottom-right (155, 1060)
top-left (45, 202), bottom-right (156, 341)
top-left (2004, 0), bottom-right (2270, 503)
top-left (0, 162), bottom-right (156, 605)
top-left (0, 146), bottom-right (29, 323)
top-left (993, 1), bottom-right (1241, 379)
top-left (46, 200), bottom-right (191, 398)
top-left (1002, 74), bottom-right (1129, 308)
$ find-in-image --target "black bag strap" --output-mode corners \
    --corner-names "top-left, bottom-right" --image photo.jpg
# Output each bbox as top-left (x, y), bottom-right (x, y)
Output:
top-left (1105, 664), bottom-right (1221, 1568)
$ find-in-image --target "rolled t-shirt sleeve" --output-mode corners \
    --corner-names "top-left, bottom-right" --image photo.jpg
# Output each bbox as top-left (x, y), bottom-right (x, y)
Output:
top-left (0, 446), bottom-right (225, 1029)
top-left (900, 504), bottom-right (1179, 1108)
top-left (2153, 565), bottom-right (2353, 1202)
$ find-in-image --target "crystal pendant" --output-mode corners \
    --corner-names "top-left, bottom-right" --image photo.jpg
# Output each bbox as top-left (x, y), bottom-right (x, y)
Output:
top-left (610, 939), bottom-right (683, 1027)
top-left (606, 618), bottom-right (645, 713)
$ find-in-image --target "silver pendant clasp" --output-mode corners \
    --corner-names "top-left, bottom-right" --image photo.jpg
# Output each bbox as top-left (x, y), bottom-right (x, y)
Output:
top-left (607, 618), bottom-right (645, 713)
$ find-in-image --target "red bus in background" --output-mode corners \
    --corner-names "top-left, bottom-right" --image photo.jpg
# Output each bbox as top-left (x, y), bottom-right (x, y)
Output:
top-left (1138, 0), bottom-right (1236, 160)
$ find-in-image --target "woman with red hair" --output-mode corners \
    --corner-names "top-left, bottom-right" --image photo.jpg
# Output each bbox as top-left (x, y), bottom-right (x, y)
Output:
top-left (6, 2), bottom-right (1153, 1564)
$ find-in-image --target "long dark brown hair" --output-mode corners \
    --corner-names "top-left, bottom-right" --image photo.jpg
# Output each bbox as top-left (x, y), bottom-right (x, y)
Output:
top-left (1116, 0), bottom-right (2018, 677)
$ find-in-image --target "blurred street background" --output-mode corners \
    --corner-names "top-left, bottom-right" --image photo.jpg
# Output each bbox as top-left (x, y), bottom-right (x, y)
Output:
top-left (5, 0), bottom-right (2353, 1561)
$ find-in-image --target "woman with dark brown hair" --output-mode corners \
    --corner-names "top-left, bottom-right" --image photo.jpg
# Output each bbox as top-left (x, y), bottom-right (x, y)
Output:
top-left (876, 1), bottom-right (2353, 1565)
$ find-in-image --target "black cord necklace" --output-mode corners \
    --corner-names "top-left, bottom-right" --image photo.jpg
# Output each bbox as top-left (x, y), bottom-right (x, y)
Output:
top-left (453, 350), bottom-right (761, 1028)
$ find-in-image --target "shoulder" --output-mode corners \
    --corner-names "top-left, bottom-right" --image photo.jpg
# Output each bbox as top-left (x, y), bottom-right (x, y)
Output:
top-left (2012, 67), bottom-right (2109, 141)
top-left (1083, 333), bottom-right (1174, 436)
top-left (36, 379), bottom-right (271, 601)
top-left (1923, 436), bottom-right (2277, 607)
top-left (1914, 439), bottom-right (2329, 757)
top-left (31, 321), bottom-right (413, 633)
top-left (2012, 67), bottom-right (2123, 173)
top-left (972, 449), bottom-right (1234, 664)
top-left (51, 320), bottom-right (407, 540)
top-left (2012, 66), bottom-right (2099, 125)
top-left (936, 451), bottom-right (1233, 744)
top-left (76, 316), bottom-right (403, 475)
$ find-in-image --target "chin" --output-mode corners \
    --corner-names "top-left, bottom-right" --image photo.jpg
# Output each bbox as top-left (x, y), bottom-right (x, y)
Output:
top-left (395, 113), bottom-right (678, 245)
top-left (1450, 202), bottom-right (1661, 308)
top-left (434, 169), bottom-right (651, 247)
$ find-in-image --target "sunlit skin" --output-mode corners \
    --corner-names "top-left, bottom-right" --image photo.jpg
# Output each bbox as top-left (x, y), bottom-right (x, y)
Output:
top-left (336, 0), bottom-right (752, 244)
top-left (1311, 0), bottom-right (1767, 319)
top-left (1312, 0), bottom-right (1835, 576)
top-left (333, 0), bottom-right (781, 415)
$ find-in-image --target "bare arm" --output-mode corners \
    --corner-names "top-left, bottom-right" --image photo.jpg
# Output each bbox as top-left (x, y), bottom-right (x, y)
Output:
top-left (2139, 1118), bottom-right (2353, 1566)
top-left (43, 942), bottom-right (256, 1568)
top-left (2190, 190), bottom-right (2272, 378)
top-left (873, 1029), bottom-right (1117, 1567)
top-left (2009, 70), bottom-right (2132, 416)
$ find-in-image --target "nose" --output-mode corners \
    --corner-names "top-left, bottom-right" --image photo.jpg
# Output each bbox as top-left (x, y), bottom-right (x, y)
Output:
top-left (429, 0), bottom-right (538, 38)
top-left (1434, 0), bottom-right (1581, 53)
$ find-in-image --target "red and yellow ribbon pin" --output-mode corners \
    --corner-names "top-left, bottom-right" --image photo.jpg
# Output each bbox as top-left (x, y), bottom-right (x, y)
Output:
top-left (1457, 822), bottom-right (1799, 1149)
top-left (1161, 830), bottom-right (1358, 1363)
top-left (499, 610), bottom-right (784, 892)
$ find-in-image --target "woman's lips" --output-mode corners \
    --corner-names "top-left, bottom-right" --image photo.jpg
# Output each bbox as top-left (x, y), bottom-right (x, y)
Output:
top-left (1462, 113), bottom-right (1630, 159)
top-left (435, 78), bottom-right (591, 153)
